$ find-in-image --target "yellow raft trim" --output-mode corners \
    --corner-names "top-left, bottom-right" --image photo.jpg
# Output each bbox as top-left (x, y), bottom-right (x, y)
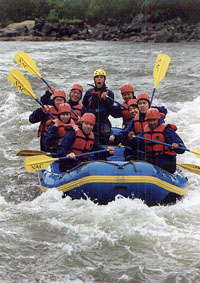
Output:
top-left (55, 175), bottom-right (188, 195)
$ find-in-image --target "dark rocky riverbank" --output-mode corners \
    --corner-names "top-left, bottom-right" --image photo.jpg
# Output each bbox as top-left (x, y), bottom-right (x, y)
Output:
top-left (0, 15), bottom-right (200, 42)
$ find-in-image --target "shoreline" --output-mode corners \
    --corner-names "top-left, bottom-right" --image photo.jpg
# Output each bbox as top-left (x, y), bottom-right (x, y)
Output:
top-left (0, 18), bottom-right (200, 43)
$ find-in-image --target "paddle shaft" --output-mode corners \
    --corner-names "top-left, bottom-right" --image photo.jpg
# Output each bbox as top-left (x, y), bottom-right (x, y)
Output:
top-left (34, 98), bottom-right (55, 119)
top-left (40, 77), bottom-right (52, 89)
top-left (58, 149), bottom-right (108, 161)
top-left (24, 149), bottom-right (109, 172)
top-left (135, 135), bottom-right (187, 152)
top-left (150, 88), bottom-right (156, 105)
top-left (15, 51), bottom-right (79, 118)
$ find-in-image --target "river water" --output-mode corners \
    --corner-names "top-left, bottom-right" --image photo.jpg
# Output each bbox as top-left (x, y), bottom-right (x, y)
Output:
top-left (0, 41), bottom-right (200, 282)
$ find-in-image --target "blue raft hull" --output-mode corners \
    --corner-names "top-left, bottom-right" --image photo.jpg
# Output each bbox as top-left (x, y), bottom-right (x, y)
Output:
top-left (39, 146), bottom-right (188, 206)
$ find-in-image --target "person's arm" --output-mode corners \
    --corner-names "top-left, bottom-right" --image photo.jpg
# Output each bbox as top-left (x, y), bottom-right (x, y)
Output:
top-left (109, 104), bottom-right (122, 118)
top-left (82, 90), bottom-right (92, 108)
top-left (101, 90), bottom-right (114, 108)
top-left (114, 120), bottom-right (135, 145)
top-left (42, 125), bottom-right (58, 152)
top-left (164, 126), bottom-right (185, 154)
top-left (57, 129), bottom-right (76, 157)
top-left (29, 108), bottom-right (49, 123)
top-left (92, 138), bottom-right (111, 160)
top-left (152, 105), bottom-right (168, 116)
top-left (40, 90), bottom-right (53, 105)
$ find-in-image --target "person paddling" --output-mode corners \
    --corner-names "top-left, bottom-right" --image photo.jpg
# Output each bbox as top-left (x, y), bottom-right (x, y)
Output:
top-left (82, 69), bottom-right (115, 144)
top-left (109, 93), bottom-right (166, 146)
top-left (29, 89), bottom-right (66, 151)
top-left (55, 113), bottom-right (114, 172)
top-left (132, 108), bottom-right (186, 173)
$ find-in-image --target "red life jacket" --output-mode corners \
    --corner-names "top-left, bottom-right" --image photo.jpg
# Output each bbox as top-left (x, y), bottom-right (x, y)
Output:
top-left (54, 119), bottom-right (75, 138)
top-left (143, 124), bottom-right (177, 156)
top-left (70, 128), bottom-right (95, 157)
top-left (71, 103), bottom-right (83, 123)
top-left (37, 106), bottom-right (59, 137)
top-left (133, 113), bottom-right (148, 134)
top-left (47, 119), bottom-right (75, 151)
top-left (121, 102), bottom-right (131, 127)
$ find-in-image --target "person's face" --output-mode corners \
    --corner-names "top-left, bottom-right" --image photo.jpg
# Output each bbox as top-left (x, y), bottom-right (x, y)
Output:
top-left (94, 75), bottom-right (105, 89)
top-left (148, 118), bottom-right (159, 130)
top-left (54, 97), bottom-right (65, 107)
top-left (137, 99), bottom-right (149, 113)
top-left (129, 105), bottom-right (139, 118)
top-left (59, 112), bottom-right (71, 123)
top-left (82, 121), bottom-right (94, 135)
top-left (122, 92), bottom-right (134, 103)
top-left (70, 90), bottom-right (82, 102)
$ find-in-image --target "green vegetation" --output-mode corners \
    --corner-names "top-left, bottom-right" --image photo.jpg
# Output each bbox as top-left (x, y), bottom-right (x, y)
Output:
top-left (0, 0), bottom-right (199, 27)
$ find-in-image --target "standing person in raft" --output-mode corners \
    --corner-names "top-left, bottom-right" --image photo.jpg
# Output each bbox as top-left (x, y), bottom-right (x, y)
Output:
top-left (56, 113), bottom-right (114, 172)
top-left (82, 69), bottom-right (114, 144)
top-left (132, 108), bottom-right (186, 174)
top-left (29, 89), bottom-right (66, 151)
top-left (110, 84), bottom-right (136, 128)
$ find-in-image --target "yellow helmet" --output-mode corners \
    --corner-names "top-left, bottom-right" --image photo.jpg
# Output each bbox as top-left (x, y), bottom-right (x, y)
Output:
top-left (93, 69), bottom-right (106, 78)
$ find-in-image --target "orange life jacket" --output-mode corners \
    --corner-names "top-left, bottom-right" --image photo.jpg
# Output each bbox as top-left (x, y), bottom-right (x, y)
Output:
top-left (54, 119), bottom-right (75, 138)
top-left (133, 113), bottom-right (148, 134)
top-left (47, 119), bottom-right (75, 151)
top-left (37, 106), bottom-right (59, 137)
top-left (71, 103), bottom-right (83, 123)
top-left (143, 124), bottom-right (177, 156)
top-left (70, 128), bottom-right (95, 157)
top-left (121, 102), bottom-right (131, 127)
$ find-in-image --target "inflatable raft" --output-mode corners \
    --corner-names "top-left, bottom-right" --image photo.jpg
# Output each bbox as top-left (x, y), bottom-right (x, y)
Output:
top-left (38, 146), bottom-right (188, 206)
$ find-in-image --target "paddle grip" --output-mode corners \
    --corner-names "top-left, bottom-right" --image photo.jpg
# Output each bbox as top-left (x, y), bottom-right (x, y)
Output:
top-left (35, 98), bottom-right (55, 119)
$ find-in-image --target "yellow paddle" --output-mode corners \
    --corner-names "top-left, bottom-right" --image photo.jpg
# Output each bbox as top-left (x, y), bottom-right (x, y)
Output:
top-left (8, 68), bottom-right (43, 106)
top-left (150, 53), bottom-right (171, 104)
top-left (14, 51), bottom-right (52, 88)
top-left (17, 149), bottom-right (49, 157)
top-left (8, 68), bottom-right (54, 117)
top-left (24, 149), bottom-right (108, 172)
top-left (177, 164), bottom-right (200, 176)
top-left (8, 68), bottom-right (37, 100)
top-left (14, 51), bottom-right (80, 119)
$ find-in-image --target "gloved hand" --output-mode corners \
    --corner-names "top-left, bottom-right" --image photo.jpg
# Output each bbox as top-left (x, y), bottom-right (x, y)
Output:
top-left (101, 92), bottom-right (108, 100)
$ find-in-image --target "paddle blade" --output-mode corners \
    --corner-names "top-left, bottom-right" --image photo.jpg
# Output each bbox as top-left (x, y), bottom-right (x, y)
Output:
top-left (8, 68), bottom-right (37, 99)
top-left (14, 51), bottom-right (41, 78)
top-left (153, 53), bottom-right (171, 88)
top-left (17, 150), bottom-right (48, 157)
top-left (178, 163), bottom-right (200, 176)
top-left (189, 149), bottom-right (200, 157)
top-left (24, 155), bottom-right (58, 172)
